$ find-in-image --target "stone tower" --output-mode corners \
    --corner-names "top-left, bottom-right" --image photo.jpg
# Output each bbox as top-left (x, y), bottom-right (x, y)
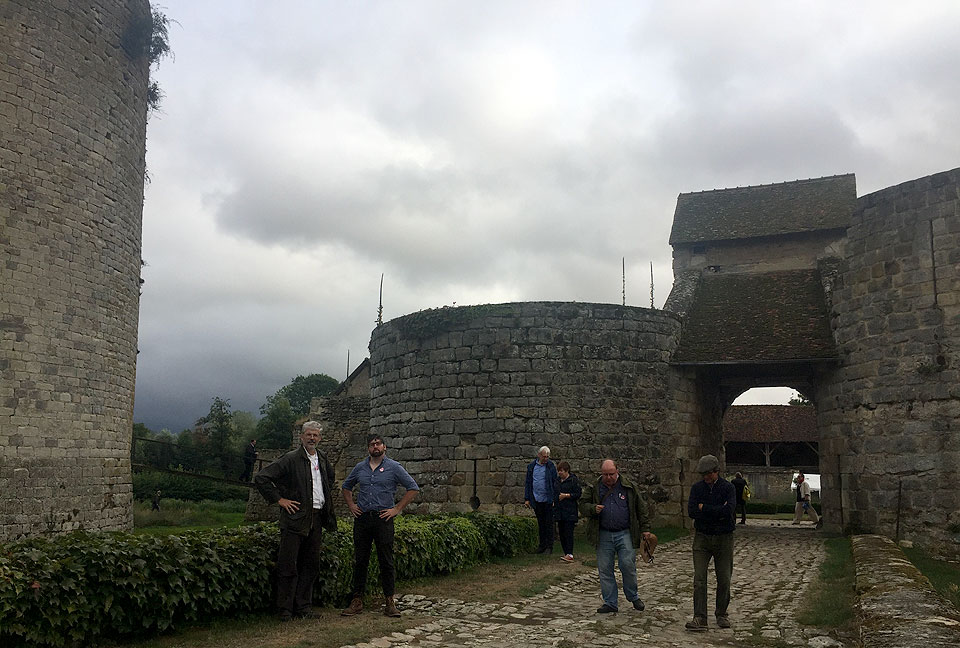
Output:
top-left (0, 0), bottom-right (151, 539)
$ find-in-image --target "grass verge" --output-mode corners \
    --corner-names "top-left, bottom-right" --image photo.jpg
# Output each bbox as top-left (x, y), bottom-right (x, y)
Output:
top-left (902, 546), bottom-right (960, 611)
top-left (796, 536), bottom-right (856, 628)
top-left (132, 499), bottom-right (248, 533)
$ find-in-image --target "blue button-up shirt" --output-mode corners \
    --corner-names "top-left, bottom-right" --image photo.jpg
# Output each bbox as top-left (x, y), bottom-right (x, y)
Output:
top-left (532, 462), bottom-right (550, 503)
top-left (342, 456), bottom-right (419, 512)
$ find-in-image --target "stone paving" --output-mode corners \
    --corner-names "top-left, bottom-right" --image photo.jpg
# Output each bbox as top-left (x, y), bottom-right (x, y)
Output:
top-left (343, 520), bottom-right (850, 648)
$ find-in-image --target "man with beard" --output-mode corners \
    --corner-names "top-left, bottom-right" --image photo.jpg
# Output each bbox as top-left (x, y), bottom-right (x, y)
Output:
top-left (254, 421), bottom-right (336, 621)
top-left (341, 434), bottom-right (419, 618)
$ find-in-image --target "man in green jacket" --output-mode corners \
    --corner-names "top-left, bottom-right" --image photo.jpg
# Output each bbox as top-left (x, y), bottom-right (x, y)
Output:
top-left (255, 421), bottom-right (337, 621)
top-left (580, 459), bottom-right (652, 613)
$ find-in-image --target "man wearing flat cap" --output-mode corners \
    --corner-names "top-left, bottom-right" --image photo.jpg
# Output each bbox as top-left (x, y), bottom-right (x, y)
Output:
top-left (685, 454), bottom-right (736, 632)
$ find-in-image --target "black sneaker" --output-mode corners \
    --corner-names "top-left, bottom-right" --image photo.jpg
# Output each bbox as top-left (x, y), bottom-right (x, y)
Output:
top-left (596, 604), bottom-right (617, 614)
top-left (816, 519), bottom-right (823, 530)
top-left (632, 599), bottom-right (645, 611)
top-left (716, 615), bottom-right (731, 628)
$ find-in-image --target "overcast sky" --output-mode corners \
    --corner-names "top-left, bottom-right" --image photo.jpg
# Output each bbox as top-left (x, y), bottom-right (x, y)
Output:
top-left (134, 0), bottom-right (960, 432)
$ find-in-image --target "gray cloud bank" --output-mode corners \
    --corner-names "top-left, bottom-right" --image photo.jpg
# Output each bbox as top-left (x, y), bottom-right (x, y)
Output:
top-left (134, 1), bottom-right (960, 432)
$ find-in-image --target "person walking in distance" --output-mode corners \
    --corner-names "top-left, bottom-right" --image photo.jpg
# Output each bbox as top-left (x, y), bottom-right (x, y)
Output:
top-left (792, 471), bottom-right (822, 529)
top-left (730, 471), bottom-right (748, 525)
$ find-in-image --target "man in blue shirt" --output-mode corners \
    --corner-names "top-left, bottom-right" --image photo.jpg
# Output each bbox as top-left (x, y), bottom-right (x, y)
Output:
top-left (685, 454), bottom-right (736, 632)
top-left (524, 446), bottom-right (558, 553)
top-left (581, 459), bottom-right (652, 613)
top-left (340, 434), bottom-right (419, 618)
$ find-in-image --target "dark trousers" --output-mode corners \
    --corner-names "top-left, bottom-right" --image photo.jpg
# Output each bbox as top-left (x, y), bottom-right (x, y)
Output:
top-left (276, 509), bottom-right (324, 616)
top-left (557, 519), bottom-right (576, 555)
top-left (239, 461), bottom-right (254, 482)
top-left (351, 512), bottom-right (396, 597)
top-left (735, 500), bottom-right (746, 523)
top-left (533, 500), bottom-right (554, 551)
top-left (692, 531), bottom-right (734, 620)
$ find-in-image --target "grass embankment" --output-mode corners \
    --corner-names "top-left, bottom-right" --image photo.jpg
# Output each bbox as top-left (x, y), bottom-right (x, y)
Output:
top-left (797, 536), bottom-right (856, 628)
top-left (132, 499), bottom-right (248, 534)
top-left (903, 546), bottom-right (960, 611)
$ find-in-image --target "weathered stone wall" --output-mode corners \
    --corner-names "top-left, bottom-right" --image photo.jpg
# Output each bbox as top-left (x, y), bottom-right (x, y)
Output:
top-left (819, 168), bottom-right (960, 556)
top-left (368, 302), bottom-right (686, 522)
top-left (673, 229), bottom-right (846, 275)
top-left (0, 0), bottom-right (151, 540)
top-left (852, 534), bottom-right (960, 647)
top-left (311, 393), bottom-right (371, 516)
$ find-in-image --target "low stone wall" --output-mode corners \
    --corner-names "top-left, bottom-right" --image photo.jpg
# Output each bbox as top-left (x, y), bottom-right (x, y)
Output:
top-left (852, 534), bottom-right (960, 648)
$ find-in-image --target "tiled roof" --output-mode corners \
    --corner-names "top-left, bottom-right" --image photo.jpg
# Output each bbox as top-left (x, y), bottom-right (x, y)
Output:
top-left (724, 405), bottom-right (818, 443)
top-left (673, 270), bottom-right (838, 363)
top-left (669, 174), bottom-right (856, 245)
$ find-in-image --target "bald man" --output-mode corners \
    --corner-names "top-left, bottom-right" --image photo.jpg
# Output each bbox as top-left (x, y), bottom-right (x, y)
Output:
top-left (581, 459), bottom-right (652, 613)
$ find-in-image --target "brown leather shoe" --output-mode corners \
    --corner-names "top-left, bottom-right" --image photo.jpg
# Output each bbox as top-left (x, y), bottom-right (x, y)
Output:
top-left (341, 596), bottom-right (363, 616)
top-left (384, 595), bottom-right (401, 617)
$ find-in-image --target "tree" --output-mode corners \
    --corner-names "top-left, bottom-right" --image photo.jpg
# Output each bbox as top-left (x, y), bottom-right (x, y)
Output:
top-left (274, 373), bottom-right (339, 417)
top-left (231, 410), bottom-right (258, 447)
top-left (195, 396), bottom-right (236, 475)
top-left (256, 396), bottom-right (297, 449)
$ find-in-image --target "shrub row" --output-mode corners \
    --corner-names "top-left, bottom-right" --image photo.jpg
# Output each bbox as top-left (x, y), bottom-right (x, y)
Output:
top-left (746, 501), bottom-right (822, 515)
top-left (0, 513), bottom-right (536, 647)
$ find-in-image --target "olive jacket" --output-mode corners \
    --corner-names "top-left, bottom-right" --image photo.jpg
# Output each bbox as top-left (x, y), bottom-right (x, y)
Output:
top-left (255, 446), bottom-right (337, 536)
top-left (579, 473), bottom-right (650, 548)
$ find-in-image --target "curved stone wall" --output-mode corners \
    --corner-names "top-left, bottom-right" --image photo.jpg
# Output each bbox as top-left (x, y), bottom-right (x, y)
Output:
top-left (369, 302), bottom-right (684, 517)
top-left (818, 168), bottom-right (960, 555)
top-left (0, 0), bottom-right (151, 539)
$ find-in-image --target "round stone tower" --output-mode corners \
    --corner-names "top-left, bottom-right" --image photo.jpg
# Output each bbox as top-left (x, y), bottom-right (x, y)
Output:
top-left (369, 302), bottom-right (687, 520)
top-left (0, 0), bottom-right (151, 539)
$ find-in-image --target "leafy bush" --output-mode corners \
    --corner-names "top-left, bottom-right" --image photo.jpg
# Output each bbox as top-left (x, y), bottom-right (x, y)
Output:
top-left (133, 470), bottom-right (248, 502)
top-left (0, 514), bottom-right (537, 647)
top-left (746, 501), bottom-right (821, 515)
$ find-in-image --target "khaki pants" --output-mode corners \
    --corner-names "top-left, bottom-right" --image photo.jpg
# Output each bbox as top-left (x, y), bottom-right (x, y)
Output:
top-left (793, 501), bottom-right (819, 524)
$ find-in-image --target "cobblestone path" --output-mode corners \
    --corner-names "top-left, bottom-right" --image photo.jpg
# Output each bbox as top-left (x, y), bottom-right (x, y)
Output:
top-left (342, 520), bottom-right (850, 648)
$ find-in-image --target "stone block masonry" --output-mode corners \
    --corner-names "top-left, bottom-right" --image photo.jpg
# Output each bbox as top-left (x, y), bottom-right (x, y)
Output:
top-left (1, 0), bottom-right (151, 540)
top-left (818, 168), bottom-right (960, 556)
top-left (368, 302), bottom-right (685, 521)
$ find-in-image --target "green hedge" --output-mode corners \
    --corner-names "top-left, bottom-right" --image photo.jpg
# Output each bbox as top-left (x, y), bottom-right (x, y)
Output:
top-left (746, 501), bottom-right (822, 515)
top-left (0, 513), bottom-right (536, 647)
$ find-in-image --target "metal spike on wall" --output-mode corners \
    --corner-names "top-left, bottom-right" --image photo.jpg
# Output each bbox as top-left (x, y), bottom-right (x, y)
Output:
top-left (650, 262), bottom-right (655, 309)
top-left (376, 273), bottom-right (384, 326)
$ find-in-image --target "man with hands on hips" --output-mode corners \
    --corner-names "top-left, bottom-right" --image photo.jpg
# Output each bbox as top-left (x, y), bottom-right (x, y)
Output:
top-left (254, 421), bottom-right (336, 621)
top-left (340, 434), bottom-right (419, 618)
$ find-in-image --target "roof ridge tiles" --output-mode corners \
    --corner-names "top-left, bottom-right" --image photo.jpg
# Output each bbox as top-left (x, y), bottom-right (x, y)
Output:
top-left (679, 173), bottom-right (855, 197)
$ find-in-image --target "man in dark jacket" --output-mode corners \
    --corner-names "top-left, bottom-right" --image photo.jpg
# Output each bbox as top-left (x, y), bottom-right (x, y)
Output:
top-left (255, 421), bottom-right (337, 621)
top-left (580, 459), bottom-right (652, 613)
top-left (524, 446), bottom-right (558, 554)
top-left (685, 454), bottom-right (736, 632)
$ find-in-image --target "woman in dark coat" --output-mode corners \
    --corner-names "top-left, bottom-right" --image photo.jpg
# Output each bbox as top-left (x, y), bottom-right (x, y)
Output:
top-left (554, 461), bottom-right (582, 562)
